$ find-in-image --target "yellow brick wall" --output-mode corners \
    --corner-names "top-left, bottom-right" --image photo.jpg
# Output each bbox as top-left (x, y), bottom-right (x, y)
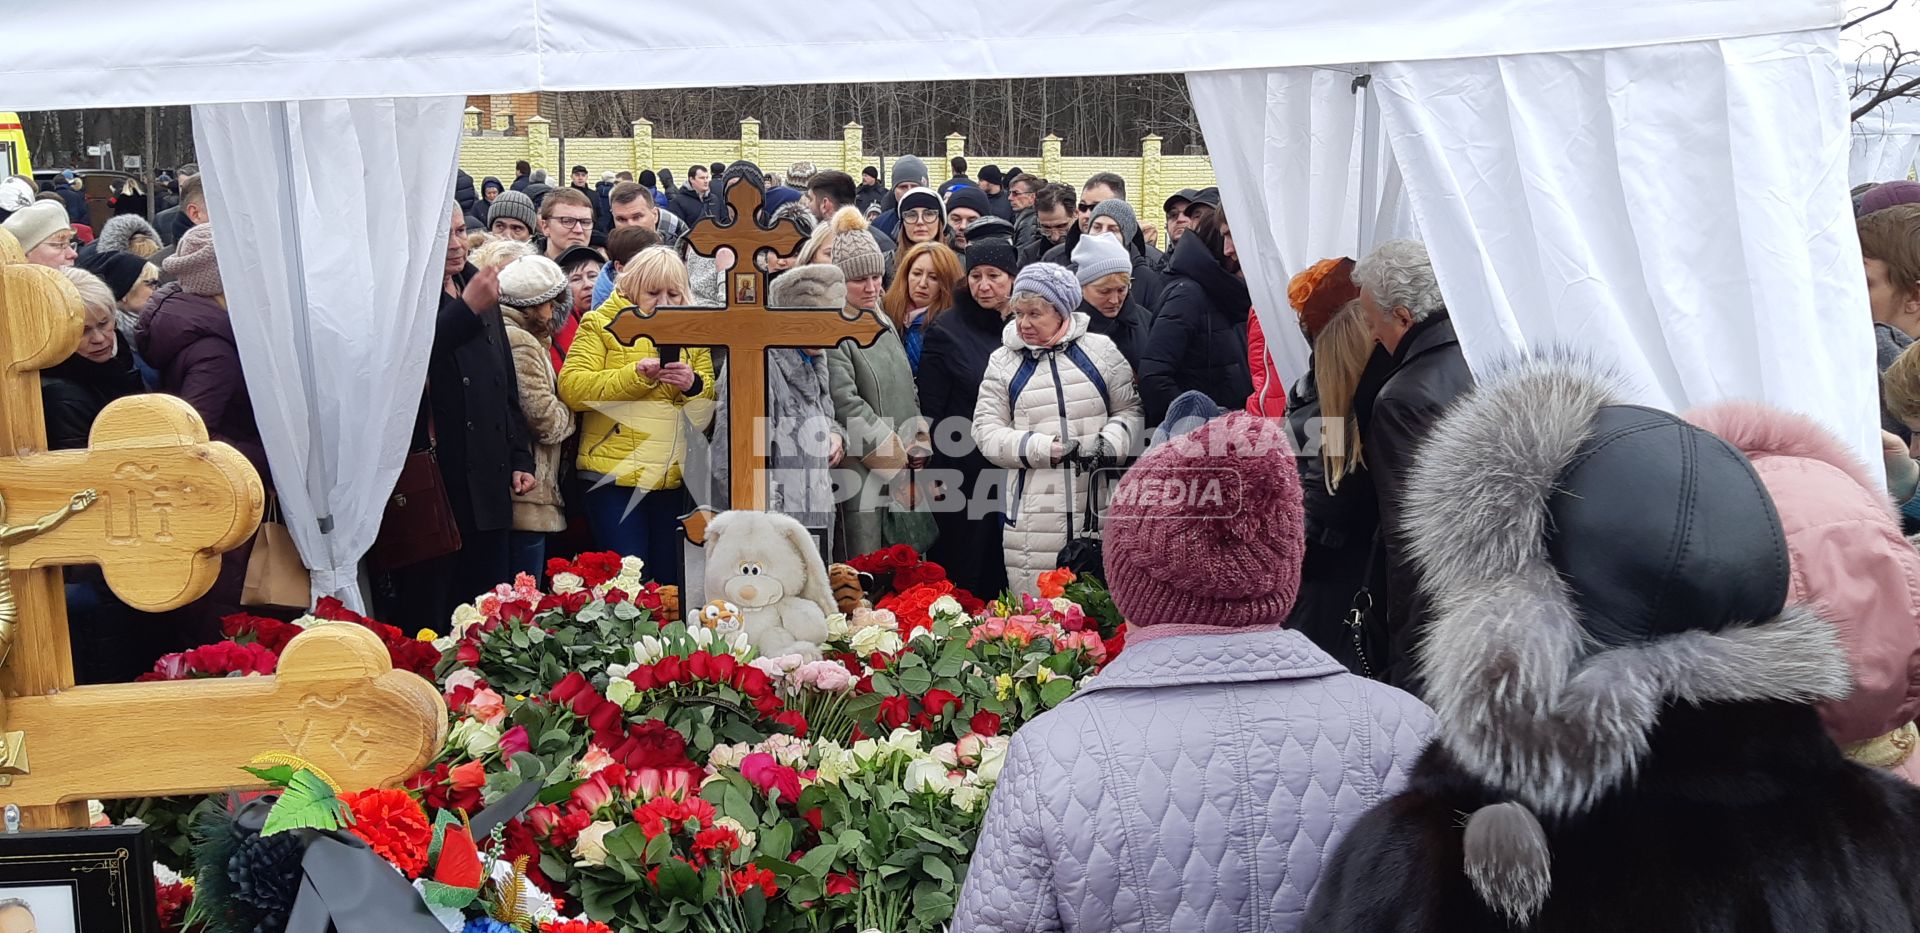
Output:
top-left (559, 138), bottom-right (634, 176)
top-left (758, 140), bottom-right (848, 175)
top-left (654, 140), bottom-right (740, 178)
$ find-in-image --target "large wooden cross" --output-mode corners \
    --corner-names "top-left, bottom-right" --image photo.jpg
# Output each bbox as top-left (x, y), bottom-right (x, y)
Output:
top-left (0, 234), bottom-right (446, 828)
top-left (607, 178), bottom-right (886, 512)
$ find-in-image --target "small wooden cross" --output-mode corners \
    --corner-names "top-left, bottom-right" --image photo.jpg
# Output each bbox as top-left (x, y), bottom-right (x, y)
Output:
top-left (0, 235), bottom-right (447, 827)
top-left (607, 178), bottom-right (886, 512)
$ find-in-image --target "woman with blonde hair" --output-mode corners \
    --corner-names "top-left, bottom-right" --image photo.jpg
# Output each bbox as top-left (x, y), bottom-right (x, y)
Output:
top-left (880, 241), bottom-right (961, 373)
top-left (1280, 258), bottom-right (1396, 674)
top-left (559, 246), bottom-right (715, 585)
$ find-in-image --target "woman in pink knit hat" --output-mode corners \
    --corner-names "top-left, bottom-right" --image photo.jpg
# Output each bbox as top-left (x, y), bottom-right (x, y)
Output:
top-left (954, 411), bottom-right (1433, 932)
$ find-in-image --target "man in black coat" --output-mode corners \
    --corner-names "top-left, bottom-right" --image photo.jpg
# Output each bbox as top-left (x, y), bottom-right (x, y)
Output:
top-left (1307, 358), bottom-right (1920, 932)
top-left (1352, 239), bottom-right (1474, 693)
top-left (669, 164), bottom-right (711, 225)
top-left (385, 201), bottom-right (536, 625)
top-left (1138, 216), bottom-right (1253, 424)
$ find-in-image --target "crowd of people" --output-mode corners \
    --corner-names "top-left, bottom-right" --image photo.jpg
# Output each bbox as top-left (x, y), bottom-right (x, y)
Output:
top-left (14, 146), bottom-right (1920, 928)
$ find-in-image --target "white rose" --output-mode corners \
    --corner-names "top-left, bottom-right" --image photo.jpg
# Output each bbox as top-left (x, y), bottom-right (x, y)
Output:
top-left (975, 737), bottom-right (1010, 784)
top-left (551, 572), bottom-right (586, 595)
top-left (450, 719), bottom-right (502, 757)
top-left (450, 602), bottom-right (485, 635)
top-left (604, 677), bottom-right (636, 708)
top-left (826, 612), bottom-right (850, 639)
top-left (707, 743), bottom-right (753, 770)
top-left (930, 742), bottom-right (959, 767)
top-left (1051, 597), bottom-right (1075, 615)
top-left (621, 556), bottom-right (646, 576)
top-left (573, 820), bottom-right (617, 866)
top-left (951, 784), bottom-right (987, 813)
top-left (850, 738), bottom-right (884, 765)
top-left (813, 744), bottom-right (858, 784)
top-left (153, 861), bottom-right (181, 886)
top-left (884, 727), bottom-right (926, 760)
top-left (849, 625), bottom-right (902, 656)
top-left (444, 668), bottom-right (484, 693)
top-left (607, 662), bottom-right (637, 681)
top-left (715, 816), bottom-right (757, 851)
top-left (903, 758), bottom-right (960, 796)
top-left (929, 595), bottom-right (963, 619)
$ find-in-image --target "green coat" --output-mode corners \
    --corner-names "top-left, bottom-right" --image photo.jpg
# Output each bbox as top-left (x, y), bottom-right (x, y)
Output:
top-left (825, 309), bottom-right (938, 558)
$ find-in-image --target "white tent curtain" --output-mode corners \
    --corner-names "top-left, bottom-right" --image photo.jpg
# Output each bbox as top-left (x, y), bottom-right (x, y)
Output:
top-left (1371, 29), bottom-right (1881, 475)
top-left (193, 96), bottom-right (466, 610)
top-left (1851, 89), bottom-right (1920, 184)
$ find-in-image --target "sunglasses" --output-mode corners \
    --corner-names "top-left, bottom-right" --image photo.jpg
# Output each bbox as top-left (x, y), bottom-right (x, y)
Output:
top-left (1078, 202), bottom-right (1100, 213)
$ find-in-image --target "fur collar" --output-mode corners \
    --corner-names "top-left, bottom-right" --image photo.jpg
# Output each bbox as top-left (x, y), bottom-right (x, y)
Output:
top-left (1404, 356), bottom-right (1854, 818)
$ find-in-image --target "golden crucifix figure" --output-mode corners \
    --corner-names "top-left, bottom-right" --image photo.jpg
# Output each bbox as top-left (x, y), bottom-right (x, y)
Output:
top-left (0, 490), bottom-right (97, 668)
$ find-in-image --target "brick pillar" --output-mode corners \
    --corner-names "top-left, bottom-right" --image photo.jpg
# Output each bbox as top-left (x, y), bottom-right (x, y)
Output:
top-left (463, 107), bottom-right (481, 135)
top-left (1141, 134), bottom-right (1164, 247)
top-left (1040, 134), bottom-right (1063, 183)
top-left (739, 118), bottom-right (761, 165)
top-left (526, 116), bottom-right (551, 172)
top-left (946, 132), bottom-right (966, 169)
top-left (843, 122), bottom-right (864, 174)
top-left (491, 112), bottom-right (511, 134)
top-left (631, 118), bottom-right (655, 176)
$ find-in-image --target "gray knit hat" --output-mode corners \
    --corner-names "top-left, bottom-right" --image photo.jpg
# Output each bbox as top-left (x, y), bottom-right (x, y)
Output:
top-left (833, 228), bottom-right (885, 283)
top-left (1090, 198), bottom-right (1139, 243)
top-left (164, 224), bottom-right (224, 297)
top-left (770, 263), bottom-right (847, 310)
top-left (1073, 232), bottom-right (1132, 285)
top-left (488, 191), bottom-right (537, 231)
top-left (891, 155), bottom-right (929, 189)
top-left (1012, 262), bottom-right (1082, 318)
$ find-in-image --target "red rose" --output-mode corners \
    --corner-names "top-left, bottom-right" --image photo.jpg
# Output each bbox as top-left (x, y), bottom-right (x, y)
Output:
top-left (878, 695), bottom-right (910, 729)
top-left (732, 666), bottom-right (771, 697)
top-left (752, 694), bottom-right (784, 716)
top-left (587, 702), bottom-right (624, 736)
top-left (826, 873), bottom-right (858, 896)
top-left (922, 689), bottom-right (960, 719)
top-left (312, 596), bottom-right (362, 623)
top-left (449, 759), bottom-right (487, 791)
top-left (773, 710), bottom-right (809, 737)
top-left (740, 753), bottom-right (803, 804)
top-left (569, 688), bottom-right (603, 719)
top-left (653, 655), bottom-right (685, 685)
top-left (686, 651), bottom-right (714, 682)
top-left (456, 642), bottom-right (480, 665)
top-left (802, 807), bottom-right (824, 832)
top-left (708, 653), bottom-right (738, 683)
top-left (550, 672), bottom-right (590, 704)
top-left (628, 720), bottom-right (693, 769)
top-left (628, 665), bottom-right (657, 691)
top-left (500, 725), bottom-right (532, 758)
top-left (604, 587), bottom-right (629, 605)
top-left (970, 710), bottom-right (1003, 736)
top-left (498, 602), bottom-right (533, 626)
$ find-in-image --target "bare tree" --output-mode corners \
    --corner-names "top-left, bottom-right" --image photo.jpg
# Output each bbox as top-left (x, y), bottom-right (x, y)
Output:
top-left (1850, 1), bottom-right (1920, 121)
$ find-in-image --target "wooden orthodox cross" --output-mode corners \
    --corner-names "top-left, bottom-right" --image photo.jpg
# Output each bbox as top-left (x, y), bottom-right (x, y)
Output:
top-left (0, 233), bottom-right (446, 828)
top-left (607, 177), bottom-right (886, 519)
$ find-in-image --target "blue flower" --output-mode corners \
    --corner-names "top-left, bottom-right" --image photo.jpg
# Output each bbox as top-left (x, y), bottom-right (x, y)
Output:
top-left (462, 919), bottom-right (520, 933)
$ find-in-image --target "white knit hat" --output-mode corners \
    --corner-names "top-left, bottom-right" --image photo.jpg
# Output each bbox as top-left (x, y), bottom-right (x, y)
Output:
top-left (2, 201), bottom-right (70, 254)
top-left (1073, 232), bottom-right (1132, 285)
top-left (498, 255), bottom-right (568, 308)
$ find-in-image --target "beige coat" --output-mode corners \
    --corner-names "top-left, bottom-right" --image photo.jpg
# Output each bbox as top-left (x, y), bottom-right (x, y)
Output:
top-left (503, 307), bottom-right (576, 533)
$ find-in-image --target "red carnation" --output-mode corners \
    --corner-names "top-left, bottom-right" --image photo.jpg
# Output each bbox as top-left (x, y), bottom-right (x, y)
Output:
top-left (340, 788), bottom-right (432, 878)
top-left (574, 552), bottom-right (623, 587)
top-left (545, 557), bottom-right (576, 580)
top-left (729, 864), bottom-right (780, 897)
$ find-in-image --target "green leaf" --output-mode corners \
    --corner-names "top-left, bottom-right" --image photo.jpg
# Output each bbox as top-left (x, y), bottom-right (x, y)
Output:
top-left (239, 764), bottom-right (296, 788)
top-left (914, 887), bottom-right (957, 918)
top-left (759, 820), bottom-right (795, 859)
top-left (898, 665), bottom-right (935, 696)
top-left (603, 823), bottom-right (646, 863)
top-left (741, 886), bottom-right (768, 929)
top-left (905, 825), bottom-right (967, 853)
top-left (795, 843), bottom-right (839, 878)
top-left (419, 878), bottom-right (480, 909)
top-left (921, 854), bottom-right (955, 883)
top-left (643, 829), bottom-right (675, 866)
top-left (1041, 678), bottom-right (1076, 708)
top-left (655, 858), bottom-right (702, 901)
top-left (261, 770), bottom-right (351, 836)
top-left (538, 778), bottom-right (583, 805)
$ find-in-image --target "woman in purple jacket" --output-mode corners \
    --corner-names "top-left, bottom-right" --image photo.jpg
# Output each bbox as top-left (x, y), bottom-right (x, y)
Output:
top-left (953, 411), bottom-right (1433, 932)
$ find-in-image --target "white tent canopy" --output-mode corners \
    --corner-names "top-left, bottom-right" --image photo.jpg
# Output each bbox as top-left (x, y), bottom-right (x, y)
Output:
top-left (0, 1), bottom-right (1872, 610)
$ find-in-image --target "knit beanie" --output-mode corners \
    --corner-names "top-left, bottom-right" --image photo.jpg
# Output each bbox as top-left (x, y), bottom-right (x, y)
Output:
top-left (898, 187), bottom-right (943, 220)
top-left (1090, 198), bottom-right (1139, 243)
top-left (1860, 180), bottom-right (1920, 217)
top-left (979, 164), bottom-right (1004, 186)
top-left (1073, 232), bottom-right (1132, 285)
top-left (488, 191), bottom-right (537, 231)
top-left (497, 255), bottom-right (567, 308)
top-left (891, 155), bottom-right (929, 189)
top-left (833, 225), bottom-right (886, 283)
top-left (945, 186), bottom-right (991, 218)
top-left (1011, 263), bottom-right (1082, 317)
top-left (77, 249), bottom-right (146, 302)
top-left (2, 200), bottom-right (69, 253)
top-left (770, 263), bottom-right (847, 310)
top-left (164, 225), bottom-right (224, 297)
top-left (965, 237), bottom-right (1019, 277)
top-left (1105, 411), bottom-right (1304, 637)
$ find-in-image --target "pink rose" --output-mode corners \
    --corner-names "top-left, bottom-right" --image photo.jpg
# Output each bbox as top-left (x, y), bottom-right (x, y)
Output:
top-left (793, 660), bottom-right (856, 693)
top-left (467, 686), bottom-right (507, 727)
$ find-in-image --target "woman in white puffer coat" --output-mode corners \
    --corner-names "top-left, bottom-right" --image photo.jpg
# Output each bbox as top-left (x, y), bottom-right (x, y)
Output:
top-left (974, 263), bottom-right (1143, 594)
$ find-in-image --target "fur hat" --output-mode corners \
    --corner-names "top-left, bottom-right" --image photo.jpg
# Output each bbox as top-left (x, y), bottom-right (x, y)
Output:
top-left (95, 214), bottom-right (160, 255)
top-left (2, 200), bottom-right (69, 253)
top-left (1407, 357), bottom-right (1852, 924)
top-left (498, 255), bottom-right (567, 308)
top-left (1090, 198), bottom-right (1139, 243)
top-left (164, 224), bottom-right (224, 296)
top-left (832, 216), bottom-right (885, 283)
top-left (488, 191), bottom-right (537, 231)
top-left (1011, 262), bottom-right (1081, 317)
top-left (1105, 411), bottom-right (1304, 637)
top-left (1073, 232), bottom-right (1131, 285)
top-left (891, 155), bottom-right (929, 189)
top-left (770, 263), bottom-right (846, 310)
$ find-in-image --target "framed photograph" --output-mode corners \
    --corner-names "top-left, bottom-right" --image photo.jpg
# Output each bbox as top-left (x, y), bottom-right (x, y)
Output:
top-left (0, 826), bottom-right (154, 933)
top-left (733, 273), bottom-right (759, 306)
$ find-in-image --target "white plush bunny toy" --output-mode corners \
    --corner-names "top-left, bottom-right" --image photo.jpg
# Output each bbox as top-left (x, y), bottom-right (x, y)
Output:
top-left (703, 510), bottom-right (835, 660)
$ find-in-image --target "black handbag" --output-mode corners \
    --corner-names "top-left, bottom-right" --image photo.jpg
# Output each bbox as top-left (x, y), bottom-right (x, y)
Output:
top-left (370, 412), bottom-right (462, 571)
top-left (1055, 455), bottom-right (1106, 579)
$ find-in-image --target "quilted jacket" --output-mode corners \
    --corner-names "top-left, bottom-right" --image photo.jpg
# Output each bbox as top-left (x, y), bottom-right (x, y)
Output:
top-left (557, 292), bottom-right (717, 490)
top-left (953, 628), bottom-right (1434, 932)
top-left (972, 313), bottom-right (1142, 595)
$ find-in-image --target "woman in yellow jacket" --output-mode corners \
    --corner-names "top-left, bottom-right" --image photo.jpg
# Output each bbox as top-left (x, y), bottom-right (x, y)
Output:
top-left (558, 246), bottom-right (715, 586)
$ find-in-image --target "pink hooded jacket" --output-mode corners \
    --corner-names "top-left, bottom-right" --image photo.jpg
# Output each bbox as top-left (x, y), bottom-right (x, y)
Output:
top-left (1690, 402), bottom-right (1920, 780)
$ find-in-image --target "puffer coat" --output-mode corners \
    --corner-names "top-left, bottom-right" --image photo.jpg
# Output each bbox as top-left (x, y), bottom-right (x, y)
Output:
top-left (502, 307), bottom-right (576, 533)
top-left (973, 313), bottom-right (1141, 595)
top-left (557, 292), bottom-right (716, 490)
top-left (954, 628), bottom-right (1435, 932)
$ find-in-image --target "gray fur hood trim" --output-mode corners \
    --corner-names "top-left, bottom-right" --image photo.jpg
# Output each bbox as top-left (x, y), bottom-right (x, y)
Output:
top-left (1405, 355), bottom-right (1853, 819)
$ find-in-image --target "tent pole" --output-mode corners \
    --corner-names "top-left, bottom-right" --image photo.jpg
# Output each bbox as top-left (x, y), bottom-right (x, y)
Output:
top-left (1356, 71), bottom-right (1379, 254)
top-left (143, 108), bottom-right (156, 224)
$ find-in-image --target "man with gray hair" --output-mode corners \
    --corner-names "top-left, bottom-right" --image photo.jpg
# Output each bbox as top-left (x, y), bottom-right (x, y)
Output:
top-left (1353, 238), bottom-right (1474, 693)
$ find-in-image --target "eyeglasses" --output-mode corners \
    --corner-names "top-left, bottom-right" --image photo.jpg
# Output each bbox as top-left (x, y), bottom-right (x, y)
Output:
top-left (902, 209), bottom-right (940, 224)
top-left (549, 216), bottom-right (593, 230)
